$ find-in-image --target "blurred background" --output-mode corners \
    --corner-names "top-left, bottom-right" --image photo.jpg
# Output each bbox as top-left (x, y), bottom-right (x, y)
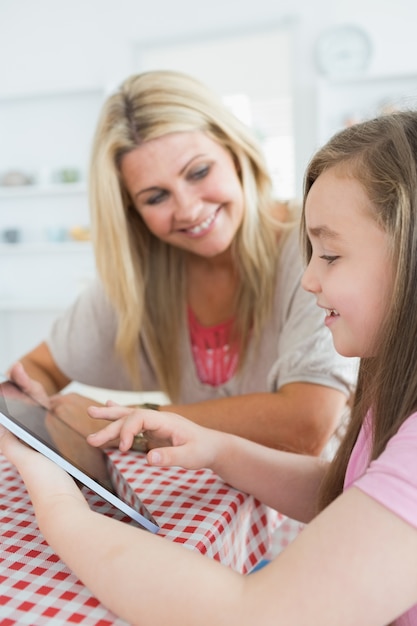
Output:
top-left (1, 0), bottom-right (417, 371)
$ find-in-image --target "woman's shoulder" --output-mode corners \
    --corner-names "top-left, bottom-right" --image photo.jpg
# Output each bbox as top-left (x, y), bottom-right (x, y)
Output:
top-left (269, 199), bottom-right (302, 249)
top-left (270, 198), bottom-right (301, 224)
top-left (63, 277), bottom-right (115, 319)
top-left (276, 217), bottom-right (302, 261)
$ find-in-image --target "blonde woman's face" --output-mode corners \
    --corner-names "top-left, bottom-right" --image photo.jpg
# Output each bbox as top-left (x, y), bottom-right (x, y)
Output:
top-left (120, 131), bottom-right (245, 258)
top-left (302, 166), bottom-right (393, 358)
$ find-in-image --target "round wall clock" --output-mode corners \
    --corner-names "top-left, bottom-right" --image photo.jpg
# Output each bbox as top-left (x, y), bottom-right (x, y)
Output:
top-left (315, 24), bottom-right (372, 78)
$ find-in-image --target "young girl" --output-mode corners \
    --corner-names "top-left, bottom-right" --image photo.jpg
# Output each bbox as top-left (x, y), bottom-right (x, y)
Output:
top-left (3, 110), bottom-right (417, 625)
top-left (8, 69), bottom-right (353, 455)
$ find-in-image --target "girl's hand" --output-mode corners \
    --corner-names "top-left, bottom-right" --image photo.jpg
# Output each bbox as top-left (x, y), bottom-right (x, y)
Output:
top-left (0, 424), bottom-right (87, 503)
top-left (0, 424), bottom-right (91, 547)
top-left (87, 404), bottom-right (222, 471)
top-left (0, 424), bottom-right (32, 466)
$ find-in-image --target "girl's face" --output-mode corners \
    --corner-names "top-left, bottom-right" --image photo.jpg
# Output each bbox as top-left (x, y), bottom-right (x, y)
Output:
top-left (302, 167), bottom-right (393, 358)
top-left (120, 131), bottom-right (245, 259)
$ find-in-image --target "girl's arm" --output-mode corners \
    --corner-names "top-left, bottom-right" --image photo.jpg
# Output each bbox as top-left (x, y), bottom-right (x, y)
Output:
top-left (2, 426), bottom-right (417, 626)
top-left (88, 405), bottom-right (328, 523)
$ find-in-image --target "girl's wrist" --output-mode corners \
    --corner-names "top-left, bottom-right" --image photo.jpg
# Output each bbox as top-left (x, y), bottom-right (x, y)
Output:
top-left (210, 431), bottom-right (236, 477)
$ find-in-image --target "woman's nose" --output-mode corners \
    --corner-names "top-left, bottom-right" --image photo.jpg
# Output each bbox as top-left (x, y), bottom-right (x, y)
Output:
top-left (174, 191), bottom-right (203, 222)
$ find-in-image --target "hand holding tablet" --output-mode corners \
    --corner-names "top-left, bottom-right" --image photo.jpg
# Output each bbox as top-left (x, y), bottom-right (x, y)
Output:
top-left (0, 375), bottom-right (159, 533)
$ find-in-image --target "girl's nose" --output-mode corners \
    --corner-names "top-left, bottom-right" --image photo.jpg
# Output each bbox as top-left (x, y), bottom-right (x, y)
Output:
top-left (301, 259), bottom-right (320, 294)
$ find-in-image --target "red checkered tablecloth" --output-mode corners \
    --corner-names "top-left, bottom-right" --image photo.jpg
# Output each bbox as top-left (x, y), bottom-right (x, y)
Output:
top-left (107, 450), bottom-right (278, 571)
top-left (0, 450), bottom-right (279, 625)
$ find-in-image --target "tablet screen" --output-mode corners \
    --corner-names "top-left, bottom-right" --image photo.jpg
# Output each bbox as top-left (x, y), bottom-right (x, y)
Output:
top-left (0, 378), bottom-right (159, 533)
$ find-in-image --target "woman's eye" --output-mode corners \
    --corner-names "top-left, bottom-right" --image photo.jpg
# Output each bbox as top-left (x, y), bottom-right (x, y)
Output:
top-left (189, 165), bottom-right (210, 181)
top-left (145, 190), bottom-right (169, 206)
top-left (320, 255), bottom-right (340, 265)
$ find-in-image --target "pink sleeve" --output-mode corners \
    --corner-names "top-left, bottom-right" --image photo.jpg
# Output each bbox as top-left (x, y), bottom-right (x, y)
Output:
top-left (352, 412), bottom-right (417, 529)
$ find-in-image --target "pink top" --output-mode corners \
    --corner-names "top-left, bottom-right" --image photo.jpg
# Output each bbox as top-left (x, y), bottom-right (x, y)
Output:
top-left (344, 410), bottom-right (417, 625)
top-left (187, 307), bottom-right (239, 386)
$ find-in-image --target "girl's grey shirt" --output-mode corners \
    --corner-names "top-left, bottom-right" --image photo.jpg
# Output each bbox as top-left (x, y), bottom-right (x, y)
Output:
top-left (47, 226), bottom-right (358, 400)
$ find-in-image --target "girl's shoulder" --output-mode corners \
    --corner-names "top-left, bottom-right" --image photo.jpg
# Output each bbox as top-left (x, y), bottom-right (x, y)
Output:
top-left (351, 410), bottom-right (417, 532)
top-left (393, 410), bottom-right (417, 443)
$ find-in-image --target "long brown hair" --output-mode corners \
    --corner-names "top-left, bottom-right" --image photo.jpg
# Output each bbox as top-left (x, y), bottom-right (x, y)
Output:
top-left (300, 112), bottom-right (417, 510)
top-left (89, 70), bottom-right (287, 400)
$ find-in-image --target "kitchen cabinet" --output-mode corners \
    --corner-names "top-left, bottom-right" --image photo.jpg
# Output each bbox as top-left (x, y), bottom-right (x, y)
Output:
top-left (316, 73), bottom-right (417, 147)
top-left (0, 87), bottom-right (102, 369)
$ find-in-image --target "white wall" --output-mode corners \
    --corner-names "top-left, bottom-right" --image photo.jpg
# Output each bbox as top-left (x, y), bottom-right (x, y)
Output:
top-left (1, 0), bottom-right (417, 187)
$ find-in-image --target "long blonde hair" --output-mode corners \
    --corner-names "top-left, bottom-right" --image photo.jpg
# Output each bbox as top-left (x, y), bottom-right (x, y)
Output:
top-left (89, 70), bottom-right (286, 400)
top-left (300, 112), bottom-right (417, 512)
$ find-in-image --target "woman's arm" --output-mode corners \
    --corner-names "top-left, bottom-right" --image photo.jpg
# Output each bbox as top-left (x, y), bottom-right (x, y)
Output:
top-left (10, 343), bottom-right (71, 395)
top-left (2, 425), bottom-right (417, 626)
top-left (8, 354), bottom-right (114, 437)
top-left (12, 345), bottom-right (347, 455)
top-left (39, 381), bottom-right (348, 456)
top-left (10, 357), bottom-right (347, 456)
top-left (164, 382), bottom-right (347, 455)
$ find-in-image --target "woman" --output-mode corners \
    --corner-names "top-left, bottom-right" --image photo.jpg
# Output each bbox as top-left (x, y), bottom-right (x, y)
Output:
top-left (10, 70), bottom-right (355, 454)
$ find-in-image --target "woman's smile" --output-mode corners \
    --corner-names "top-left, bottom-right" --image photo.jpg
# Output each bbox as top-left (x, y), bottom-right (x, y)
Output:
top-left (179, 207), bottom-right (221, 238)
top-left (120, 131), bottom-right (244, 258)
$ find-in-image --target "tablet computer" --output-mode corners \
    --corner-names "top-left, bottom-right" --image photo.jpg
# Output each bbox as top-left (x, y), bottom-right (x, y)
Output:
top-left (0, 376), bottom-right (159, 533)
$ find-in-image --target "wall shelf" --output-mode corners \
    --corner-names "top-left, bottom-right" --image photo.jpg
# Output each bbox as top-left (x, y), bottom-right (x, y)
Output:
top-left (0, 298), bottom-right (77, 312)
top-left (0, 182), bottom-right (87, 199)
top-left (0, 241), bottom-right (92, 255)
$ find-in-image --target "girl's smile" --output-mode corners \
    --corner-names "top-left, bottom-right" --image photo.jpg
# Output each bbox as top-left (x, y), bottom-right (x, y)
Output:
top-left (302, 166), bottom-right (393, 358)
top-left (324, 308), bottom-right (340, 328)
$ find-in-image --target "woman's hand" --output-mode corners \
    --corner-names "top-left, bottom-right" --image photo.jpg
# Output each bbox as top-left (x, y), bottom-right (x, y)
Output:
top-left (87, 403), bottom-right (224, 471)
top-left (7, 361), bottom-right (51, 408)
top-left (7, 363), bottom-right (110, 441)
top-left (49, 393), bottom-right (105, 437)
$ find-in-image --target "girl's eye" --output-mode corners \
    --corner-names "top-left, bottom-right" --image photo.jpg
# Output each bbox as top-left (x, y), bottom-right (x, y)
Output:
top-left (188, 164), bottom-right (210, 181)
top-left (320, 255), bottom-right (340, 265)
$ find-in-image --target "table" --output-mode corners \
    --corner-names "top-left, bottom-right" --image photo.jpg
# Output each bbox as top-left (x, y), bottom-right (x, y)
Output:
top-left (0, 449), bottom-right (279, 625)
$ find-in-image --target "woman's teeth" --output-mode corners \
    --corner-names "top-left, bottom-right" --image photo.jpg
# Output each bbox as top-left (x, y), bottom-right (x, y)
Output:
top-left (326, 308), bottom-right (339, 317)
top-left (186, 211), bottom-right (217, 235)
